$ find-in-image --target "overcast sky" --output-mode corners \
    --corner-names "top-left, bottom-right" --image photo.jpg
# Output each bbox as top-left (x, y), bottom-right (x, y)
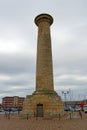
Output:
top-left (0, 0), bottom-right (87, 103)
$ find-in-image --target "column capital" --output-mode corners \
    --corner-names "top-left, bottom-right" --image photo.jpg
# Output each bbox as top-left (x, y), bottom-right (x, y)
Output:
top-left (34, 13), bottom-right (53, 26)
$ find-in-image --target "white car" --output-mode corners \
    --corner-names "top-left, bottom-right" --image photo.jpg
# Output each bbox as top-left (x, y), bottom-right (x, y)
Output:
top-left (83, 105), bottom-right (87, 113)
top-left (74, 106), bottom-right (81, 111)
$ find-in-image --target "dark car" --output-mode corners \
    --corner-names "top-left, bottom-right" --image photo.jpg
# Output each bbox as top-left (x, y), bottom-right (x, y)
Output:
top-left (64, 106), bottom-right (70, 111)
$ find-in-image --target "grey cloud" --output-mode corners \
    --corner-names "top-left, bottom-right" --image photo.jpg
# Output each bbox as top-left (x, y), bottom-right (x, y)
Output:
top-left (55, 77), bottom-right (87, 87)
top-left (0, 74), bottom-right (35, 87)
top-left (0, 53), bottom-right (36, 75)
top-left (54, 57), bottom-right (87, 76)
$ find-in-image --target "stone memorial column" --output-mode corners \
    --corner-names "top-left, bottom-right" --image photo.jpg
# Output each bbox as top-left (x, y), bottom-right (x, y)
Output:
top-left (35, 14), bottom-right (54, 92)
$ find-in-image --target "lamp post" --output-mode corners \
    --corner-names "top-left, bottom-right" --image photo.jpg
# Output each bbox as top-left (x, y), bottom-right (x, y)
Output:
top-left (62, 91), bottom-right (69, 106)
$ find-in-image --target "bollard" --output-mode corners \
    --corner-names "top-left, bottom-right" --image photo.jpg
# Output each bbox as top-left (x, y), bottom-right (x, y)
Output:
top-left (70, 113), bottom-right (71, 120)
top-left (8, 113), bottom-right (10, 119)
top-left (59, 114), bottom-right (61, 120)
top-left (27, 114), bottom-right (29, 120)
top-left (79, 110), bottom-right (82, 119)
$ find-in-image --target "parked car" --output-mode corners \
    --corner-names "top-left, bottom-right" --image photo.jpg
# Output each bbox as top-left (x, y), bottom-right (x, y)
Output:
top-left (0, 108), bottom-right (4, 112)
top-left (74, 106), bottom-right (81, 111)
top-left (64, 106), bottom-right (70, 111)
top-left (75, 107), bottom-right (81, 111)
top-left (83, 105), bottom-right (87, 113)
top-left (69, 106), bottom-right (74, 111)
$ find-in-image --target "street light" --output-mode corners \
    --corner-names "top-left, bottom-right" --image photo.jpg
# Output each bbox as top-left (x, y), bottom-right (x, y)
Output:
top-left (62, 91), bottom-right (69, 106)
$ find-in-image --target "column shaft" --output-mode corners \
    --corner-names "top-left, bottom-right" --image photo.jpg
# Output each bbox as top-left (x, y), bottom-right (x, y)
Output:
top-left (35, 14), bottom-right (54, 91)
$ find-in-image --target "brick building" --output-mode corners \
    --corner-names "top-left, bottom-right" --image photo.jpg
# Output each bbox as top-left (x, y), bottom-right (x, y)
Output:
top-left (65, 100), bottom-right (87, 106)
top-left (2, 96), bottom-right (25, 108)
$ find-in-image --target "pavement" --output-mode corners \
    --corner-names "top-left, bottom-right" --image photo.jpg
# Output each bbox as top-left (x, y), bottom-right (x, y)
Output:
top-left (0, 111), bottom-right (87, 130)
